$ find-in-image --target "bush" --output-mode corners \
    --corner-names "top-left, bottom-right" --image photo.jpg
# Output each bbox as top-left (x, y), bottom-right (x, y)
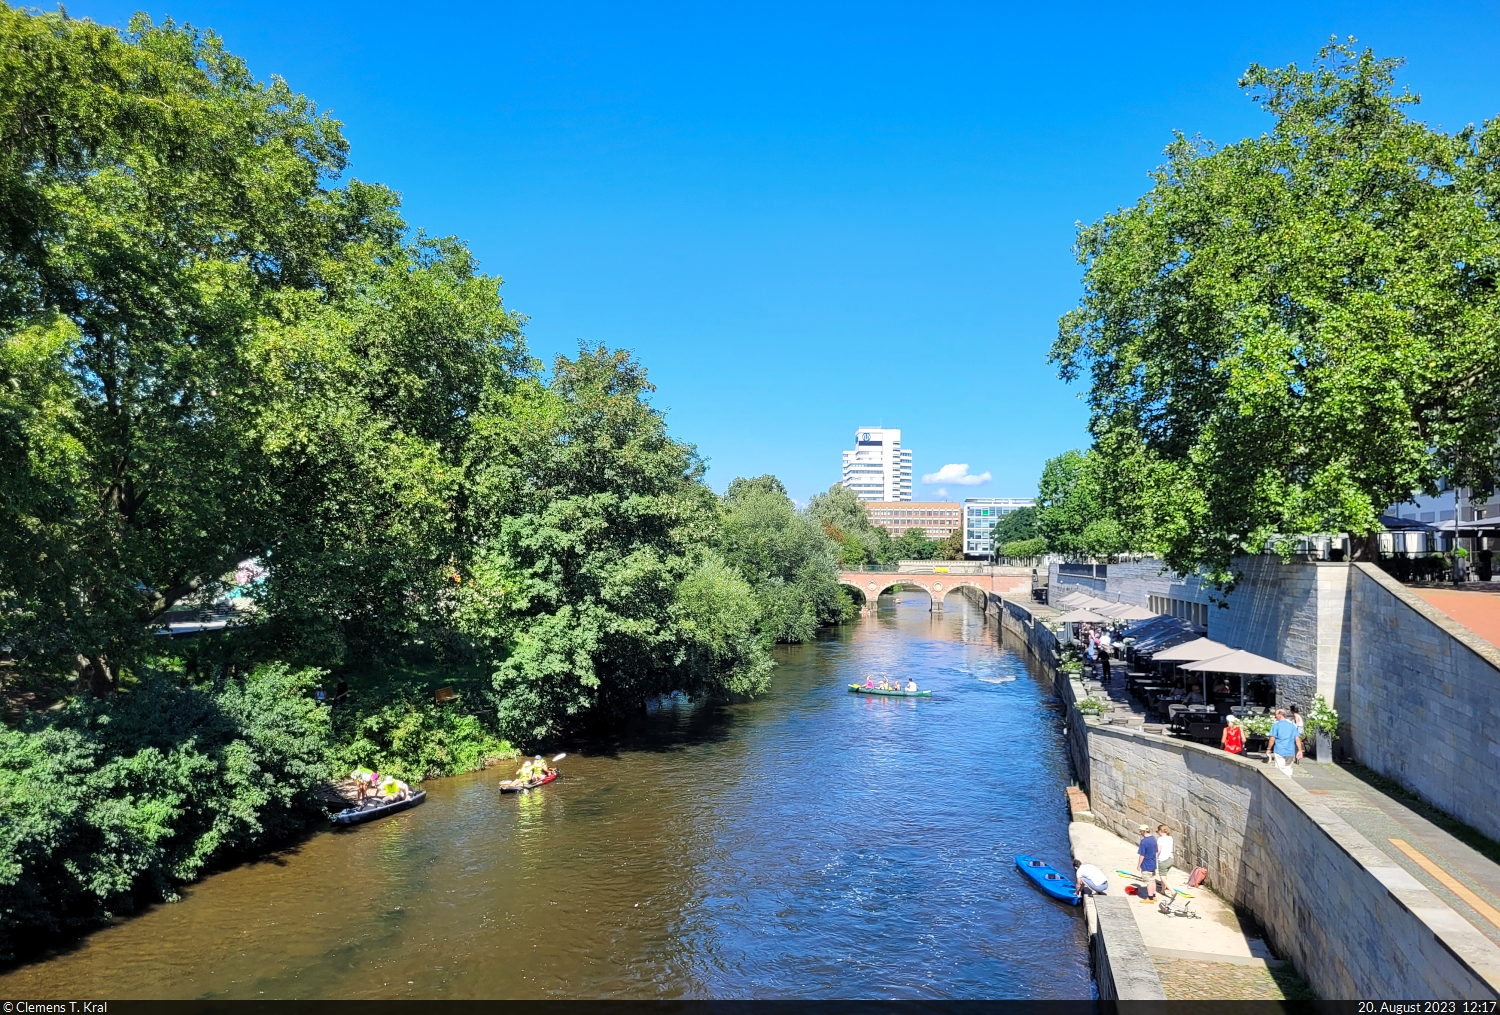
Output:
top-left (0, 664), bottom-right (333, 955)
top-left (1001, 536), bottom-right (1048, 559)
top-left (332, 684), bottom-right (514, 782)
top-left (1076, 696), bottom-right (1107, 715)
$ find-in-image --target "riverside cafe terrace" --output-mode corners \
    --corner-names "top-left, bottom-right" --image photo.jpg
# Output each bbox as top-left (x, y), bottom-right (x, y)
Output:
top-left (1057, 592), bottom-right (1313, 742)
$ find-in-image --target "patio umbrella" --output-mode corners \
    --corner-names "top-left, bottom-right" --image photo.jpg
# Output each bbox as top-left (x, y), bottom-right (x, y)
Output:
top-left (1055, 608), bottom-right (1109, 623)
top-left (1058, 591), bottom-right (1107, 608)
top-left (1180, 648), bottom-right (1312, 709)
top-left (1095, 602), bottom-right (1157, 621)
top-left (1178, 650), bottom-right (1311, 676)
top-left (1149, 638), bottom-right (1235, 663)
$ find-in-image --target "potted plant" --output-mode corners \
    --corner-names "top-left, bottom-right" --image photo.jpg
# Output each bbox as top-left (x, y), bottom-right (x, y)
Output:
top-left (1075, 696), bottom-right (1108, 717)
top-left (1305, 695), bottom-right (1340, 763)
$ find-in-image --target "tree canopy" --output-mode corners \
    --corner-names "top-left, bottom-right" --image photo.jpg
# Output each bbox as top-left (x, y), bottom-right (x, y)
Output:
top-left (1051, 40), bottom-right (1500, 578)
top-left (718, 475), bottom-right (854, 643)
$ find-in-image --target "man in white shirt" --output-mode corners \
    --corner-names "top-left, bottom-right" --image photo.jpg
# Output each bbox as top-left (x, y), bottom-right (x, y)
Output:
top-left (1073, 859), bottom-right (1108, 896)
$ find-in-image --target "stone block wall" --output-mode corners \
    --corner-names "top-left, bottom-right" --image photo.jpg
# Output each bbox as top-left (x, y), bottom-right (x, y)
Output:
top-left (1082, 721), bottom-right (1500, 998)
top-left (1348, 564), bottom-right (1500, 843)
top-left (1210, 558), bottom-right (1349, 714)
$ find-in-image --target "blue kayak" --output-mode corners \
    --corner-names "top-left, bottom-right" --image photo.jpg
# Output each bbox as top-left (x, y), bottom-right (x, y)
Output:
top-left (1016, 855), bottom-right (1080, 906)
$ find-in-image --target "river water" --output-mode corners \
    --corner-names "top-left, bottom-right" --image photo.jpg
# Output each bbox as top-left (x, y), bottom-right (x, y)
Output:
top-left (0, 600), bottom-right (1091, 999)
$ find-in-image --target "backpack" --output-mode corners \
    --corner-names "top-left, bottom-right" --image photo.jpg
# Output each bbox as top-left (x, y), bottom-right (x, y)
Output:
top-left (1187, 866), bottom-right (1207, 888)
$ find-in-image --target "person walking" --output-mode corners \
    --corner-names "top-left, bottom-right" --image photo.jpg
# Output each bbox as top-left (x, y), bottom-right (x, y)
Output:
top-left (1290, 704), bottom-right (1305, 763)
top-left (1135, 824), bottom-right (1159, 901)
top-left (1267, 707), bottom-right (1303, 775)
top-left (1099, 630), bottom-right (1113, 681)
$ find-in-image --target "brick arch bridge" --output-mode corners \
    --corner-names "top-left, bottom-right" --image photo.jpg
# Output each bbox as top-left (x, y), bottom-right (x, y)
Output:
top-left (837, 566), bottom-right (1026, 612)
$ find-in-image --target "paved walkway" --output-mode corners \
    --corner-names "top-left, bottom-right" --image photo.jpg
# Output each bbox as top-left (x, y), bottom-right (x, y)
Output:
top-left (1069, 822), bottom-right (1300, 999)
top-left (1409, 586), bottom-right (1500, 650)
top-left (1291, 760), bottom-right (1500, 950)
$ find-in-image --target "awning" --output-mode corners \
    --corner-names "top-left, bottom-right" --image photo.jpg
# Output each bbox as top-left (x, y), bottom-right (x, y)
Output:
top-left (1056, 609), bottom-right (1110, 623)
top-left (1149, 638), bottom-right (1235, 663)
top-left (1058, 591), bottom-right (1109, 608)
top-left (1121, 616), bottom-right (1199, 653)
top-left (1179, 649), bottom-right (1311, 677)
top-left (1433, 517), bottom-right (1500, 533)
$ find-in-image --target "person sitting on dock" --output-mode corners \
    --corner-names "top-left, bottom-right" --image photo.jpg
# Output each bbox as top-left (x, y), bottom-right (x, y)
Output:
top-left (1073, 859), bottom-right (1108, 896)
top-left (904, 679), bottom-right (918, 692)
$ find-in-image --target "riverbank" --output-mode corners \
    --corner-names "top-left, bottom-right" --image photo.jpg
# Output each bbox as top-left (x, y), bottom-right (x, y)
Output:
top-left (998, 594), bottom-right (1500, 998)
top-left (0, 604), bottom-right (1093, 998)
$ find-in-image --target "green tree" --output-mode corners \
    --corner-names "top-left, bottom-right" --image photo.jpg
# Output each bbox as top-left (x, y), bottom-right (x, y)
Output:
top-left (935, 529), bottom-right (966, 559)
top-left (1052, 40), bottom-right (1500, 578)
top-left (457, 345), bottom-right (771, 745)
top-left (718, 475), bottom-right (853, 641)
top-left (895, 527), bottom-right (938, 560)
top-left (992, 506), bottom-right (1038, 545)
top-left (0, 8), bottom-right (527, 688)
top-left (805, 483), bottom-right (900, 565)
top-left (1035, 450), bottom-right (1129, 559)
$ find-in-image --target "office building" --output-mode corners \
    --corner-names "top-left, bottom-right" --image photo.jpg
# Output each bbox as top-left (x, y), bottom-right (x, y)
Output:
top-left (963, 498), bottom-right (1036, 557)
top-left (864, 502), bottom-right (961, 540)
top-left (840, 427), bottom-right (913, 502)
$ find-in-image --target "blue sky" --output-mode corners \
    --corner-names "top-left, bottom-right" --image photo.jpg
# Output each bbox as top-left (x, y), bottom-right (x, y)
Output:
top-left (76, 1), bottom-right (1500, 502)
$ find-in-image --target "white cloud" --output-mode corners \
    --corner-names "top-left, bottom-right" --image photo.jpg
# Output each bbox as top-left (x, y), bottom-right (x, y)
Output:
top-left (921, 463), bottom-right (991, 486)
top-left (935, 488), bottom-right (948, 497)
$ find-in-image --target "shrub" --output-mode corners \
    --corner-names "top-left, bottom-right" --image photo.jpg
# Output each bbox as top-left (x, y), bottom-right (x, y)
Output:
top-left (1075, 696), bottom-right (1107, 716)
top-left (0, 664), bottom-right (333, 955)
top-left (331, 685), bottom-right (514, 782)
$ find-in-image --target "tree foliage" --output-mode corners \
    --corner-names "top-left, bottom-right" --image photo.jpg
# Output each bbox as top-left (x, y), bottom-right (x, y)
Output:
top-left (1052, 40), bottom-right (1500, 578)
top-left (455, 345), bottom-right (772, 744)
top-left (718, 476), bottom-right (854, 642)
top-left (0, 663), bottom-right (332, 956)
top-left (805, 484), bottom-right (897, 566)
top-left (993, 506), bottom-right (1038, 545)
top-left (0, 6), bottom-right (526, 687)
top-left (1035, 450), bottom-right (1129, 558)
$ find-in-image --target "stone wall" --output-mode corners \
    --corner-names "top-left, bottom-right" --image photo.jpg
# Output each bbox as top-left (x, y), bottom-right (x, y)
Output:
top-left (1209, 558), bottom-right (1350, 715)
top-left (1089, 894), bottom-right (1166, 1000)
top-left (1347, 563), bottom-right (1500, 843)
top-left (1001, 592), bottom-right (1500, 998)
top-left (1078, 719), bottom-right (1500, 997)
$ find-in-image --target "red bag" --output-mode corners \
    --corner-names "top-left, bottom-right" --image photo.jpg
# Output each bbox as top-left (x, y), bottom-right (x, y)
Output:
top-left (1187, 866), bottom-right (1207, 888)
top-left (1124, 884), bottom-right (1138, 895)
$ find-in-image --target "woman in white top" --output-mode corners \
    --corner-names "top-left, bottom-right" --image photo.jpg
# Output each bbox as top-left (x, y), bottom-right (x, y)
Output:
top-left (1154, 824), bottom-right (1175, 888)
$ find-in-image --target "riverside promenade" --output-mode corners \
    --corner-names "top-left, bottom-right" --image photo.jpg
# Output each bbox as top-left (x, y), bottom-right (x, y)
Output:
top-left (999, 591), bottom-right (1500, 998)
top-left (1068, 814), bottom-right (1309, 999)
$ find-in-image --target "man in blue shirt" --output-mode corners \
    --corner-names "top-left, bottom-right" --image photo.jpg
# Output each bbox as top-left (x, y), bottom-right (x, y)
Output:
top-left (1136, 825), bottom-right (1158, 901)
top-left (1268, 707), bottom-right (1303, 775)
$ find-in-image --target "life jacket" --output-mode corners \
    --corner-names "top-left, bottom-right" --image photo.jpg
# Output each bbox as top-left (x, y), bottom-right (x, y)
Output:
top-left (1224, 726), bottom-right (1244, 754)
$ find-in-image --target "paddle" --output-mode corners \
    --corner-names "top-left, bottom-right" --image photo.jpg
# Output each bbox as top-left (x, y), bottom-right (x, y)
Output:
top-left (552, 753), bottom-right (566, 762)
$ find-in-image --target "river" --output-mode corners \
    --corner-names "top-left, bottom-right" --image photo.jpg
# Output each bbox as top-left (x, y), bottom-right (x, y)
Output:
top-left (0, 599), bottom-right (1092, 999)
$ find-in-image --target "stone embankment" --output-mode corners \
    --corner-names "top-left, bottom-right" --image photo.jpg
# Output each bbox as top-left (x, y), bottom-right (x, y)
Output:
top-left (996, 592), bottom-right (1500, 1000)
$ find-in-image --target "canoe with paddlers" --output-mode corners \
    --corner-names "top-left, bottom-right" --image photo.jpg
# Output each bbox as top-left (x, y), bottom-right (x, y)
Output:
top-left (500, 753), bottom-right (566, 793)
top-left (848, 683), bottom-right (932, 697)
top-left (332, 788), bottom-right (426, 825)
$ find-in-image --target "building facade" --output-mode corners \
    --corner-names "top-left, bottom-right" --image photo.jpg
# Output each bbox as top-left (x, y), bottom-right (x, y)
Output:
top-left (865, 502), bottom-right (961, 539)
top-left (962, 497), bottom-right (1036, 557)
top-left (840, 427), bottom-right (913, 502)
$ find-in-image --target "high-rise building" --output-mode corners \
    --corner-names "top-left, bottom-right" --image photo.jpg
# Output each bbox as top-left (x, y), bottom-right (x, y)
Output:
top-left (840, 427), bottom-right (913, 502)
top-left (963, 498), bottom-right (1036, 557)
